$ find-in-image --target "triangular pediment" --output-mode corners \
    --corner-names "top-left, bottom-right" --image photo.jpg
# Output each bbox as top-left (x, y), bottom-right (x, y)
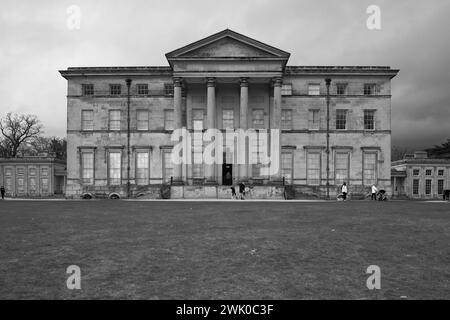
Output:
top-left (166, 29), bottom-right (290, 62)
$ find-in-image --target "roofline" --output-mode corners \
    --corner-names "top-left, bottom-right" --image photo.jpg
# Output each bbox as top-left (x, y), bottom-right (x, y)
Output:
top-left (392, 159), bottom-right (450, 165)
top-left (59, 65), bottom-right (399, 78)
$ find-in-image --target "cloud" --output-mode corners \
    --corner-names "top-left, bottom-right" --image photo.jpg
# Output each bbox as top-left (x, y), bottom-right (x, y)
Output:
top-left (0, 0), bottom-right (449, 149)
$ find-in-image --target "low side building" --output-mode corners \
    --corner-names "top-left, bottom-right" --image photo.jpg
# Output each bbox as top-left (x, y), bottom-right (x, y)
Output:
top-left (391, 151), bottom-right (450, 199)
top-left (0, 156), bottom-right (66, 198)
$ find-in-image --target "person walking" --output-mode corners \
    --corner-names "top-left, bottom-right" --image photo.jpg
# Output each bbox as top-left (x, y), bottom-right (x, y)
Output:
top-left (0, 186), bottom-right (5, 200)
top-left (341, 182), bottom-right (348, 201)
top-left (239, 182), bottom-right (246, 200)
top-left (371, 184), bottom-right (378, 201)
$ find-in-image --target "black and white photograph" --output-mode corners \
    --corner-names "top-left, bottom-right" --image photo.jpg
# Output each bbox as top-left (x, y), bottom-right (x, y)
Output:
top-left (0, 0), bottom-right (449, 310)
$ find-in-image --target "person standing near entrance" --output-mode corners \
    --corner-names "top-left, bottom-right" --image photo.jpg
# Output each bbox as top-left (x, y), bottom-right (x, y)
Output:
top-left (239, 182), bottom-right (246, 200)
top-left (341, 182), bottom-right (348, 201)
top-left (0, 186), bottom-right (5, 200)
top-left (371, 184), bottom-right (378, 200)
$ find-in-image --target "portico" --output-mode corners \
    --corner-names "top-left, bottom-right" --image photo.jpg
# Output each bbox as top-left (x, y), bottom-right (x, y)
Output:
top-left (166, 29), bottom-right (290, 185)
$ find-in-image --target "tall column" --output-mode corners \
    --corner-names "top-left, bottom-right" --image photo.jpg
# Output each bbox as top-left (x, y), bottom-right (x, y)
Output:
top-left (205, 78), bottom-right (216, 183)
top-left (272, 77), bottom-right (282, 181)
top-left (173, 77), bottom-right (183, 184)
top-left (239, 77), bottom-right (249, 182)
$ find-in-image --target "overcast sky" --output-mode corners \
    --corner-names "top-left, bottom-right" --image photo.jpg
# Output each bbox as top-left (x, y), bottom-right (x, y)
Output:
top-left (1, 0), bottom-right (449, 149)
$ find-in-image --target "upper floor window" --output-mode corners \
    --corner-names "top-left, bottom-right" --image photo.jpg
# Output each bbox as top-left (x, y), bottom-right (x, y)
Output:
top-left (164, 110), bottom-right (174, 130)
top-left (335, 109), bottom-right (347, 130)
top-left (82, 84), bottom-right (94, 96)
top-left (413, 169), bottom-right (420, 176)
top-left (308, 109), bottom-right (320, 130)
top-left (364, 110), bottom-right (375, 130)
top-left (364, 83), bottom-right (377, 95)
top-left (222, 109), bottom-right (234, 129)
top-left (281, 110), bottom-right (292, 130)
top-left (308, 84), bottom-right (321, 96)
top-left (192, 109), bottom-right (205, 130)
top-left (81, 110), bottom-right (94, 131)
top-left (438, 169), bottom-right (445, 176)
top-left (109, 110), bottom-right (121, 131)
top-left (425, 169), bottom-right (432, 176)
top-left (252, 109), bottom-right (265, 129)
top-left (336, 83), bottom-right (347, 95)
top-left (164, 83), bottom-right (174, 96)
top-left (110, 84), bottom-right (121, 95)
top-left (281, 84), bottom-right (292, 96)
top-left (137, 84), bottom-right (149, 95)
top-left (136, 110), bottom-right (149, 131)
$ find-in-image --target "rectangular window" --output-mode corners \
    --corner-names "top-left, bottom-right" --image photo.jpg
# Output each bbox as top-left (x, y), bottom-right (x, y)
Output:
top-left (136, 151), bottom-right (149, 185)
top-left (164, 110), bottom-right (174, 130)
top-left (251, 135), bottom-right (265, 177)
top-left (29, 177), bottom-right (37, 194)
top-left (252, 109), bottom-right (265, 129)
top-left (17, 167), bottom-right (25, 175)
top-left (109, 151), bottom-right (121, 185)
top-left (281, 84), bottom-right (292, 96)
top-left (308, 110), bottom-right (320, 130)
top-left (308, 84), bottom-right (321, 95)
top-left (137, 84), bottom-right (149, 95)
top-left (438, 169), bottom-right (444, 176)
top-left (413, 179), bottom-right (419, 195)
top-left (163, 150), bottom-right (174, 183)
top-left (29, 168), bottom-right (37, 176)
top-left (41, 167), bottom-right (49, 177)
top-left (81, 152), bottom-right (94, 185)
top-left (307, 152), bottom-right (321, 185)
top-left (335, 152), bottom-right (349, 185)
top-left (192, 163), bottom-right (203, 178)
top-left (110, 84), bottom-right (121, 95)
top-left (192, 109), bottom-right (205, 130)
top-left (41, 178), bottom-right (49, 193)
top-left (81, 110), bottom-right (94, 131)
top-left (363, 153), bottom-right (377, 186)
top-left (364, 84), bottom-right (376, 95)
top-left (16, 177), bottom-right (25, 194)
top-left (335, 110), bottom-right (347, 130)
top-left (281, 110), bottom-right (293, 130)
top-left (425, 179), bottom-right (432, 195)
top-left (82, 84), bottom-right (94, 96)
top-left (438, 180), bottom-right (444, 195)
top-left (413, 169), bottom-right (420, 176)
top-left (136, 110), bottom-right (149, 131)
top-left (164, 83), bottom-right (174, 96)
top-left (364, 110), bottom-right (375, 130)
top-left (425, 169), bottom-right (432, 176)
top-left (336, 83), bottom-right (347, 95)
top-left (109, 110), bottom-right (121, 131)
top-left (222, 109), bottom-right (234, 129)
top-left (281, 151), bottom-right (293, 184)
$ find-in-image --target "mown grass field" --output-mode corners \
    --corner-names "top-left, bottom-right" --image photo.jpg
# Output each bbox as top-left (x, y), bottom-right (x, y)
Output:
top-left (0, 200), bottom-right (448, 299)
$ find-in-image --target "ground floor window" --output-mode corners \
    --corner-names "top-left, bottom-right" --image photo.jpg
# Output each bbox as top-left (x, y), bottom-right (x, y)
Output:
top-left (109, 151), bottom-right (121, 185)
top-left (281, 151), bottom-right (293, 184)
top-left (81, 152), bottom-right (94, 185)
top-left (29, 177), bottom-right (37, 194)
top-left (437, 179), bottom-right (444, 195)
top-left (163, 150), bottom-right (174, 183)
top-left (413, 179), bottom-right (419, 195)
top-left (363, 152), bottom-right (377, 186)
top-left (335, 152), bottom-right (349, 185)
top-left (307, 152), bottom-right (321, 185)
top-left (41, 178), bottom-right (49, 193)
top-left (425, 179), bottom-right (432, 195)
top-left (136, 151), bottom-right (149, 185)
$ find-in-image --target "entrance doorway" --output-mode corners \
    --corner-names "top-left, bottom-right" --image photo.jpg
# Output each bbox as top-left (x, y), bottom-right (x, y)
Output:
top-left (222, 164), bottom-right (233, 185)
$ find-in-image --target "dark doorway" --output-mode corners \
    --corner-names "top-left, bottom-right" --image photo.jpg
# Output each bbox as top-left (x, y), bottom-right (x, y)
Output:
top-left (222, 164), bottom-right (233, 185)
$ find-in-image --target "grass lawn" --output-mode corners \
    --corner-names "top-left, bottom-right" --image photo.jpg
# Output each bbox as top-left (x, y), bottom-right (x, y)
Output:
top-left (0, 200), bottom-right (448, 299)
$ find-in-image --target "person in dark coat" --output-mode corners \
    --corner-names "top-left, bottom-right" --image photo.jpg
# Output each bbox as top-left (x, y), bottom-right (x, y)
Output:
top-left (239, 182), bottom-right (246, 200)
top-left (0, 186), bottom-right (5, 200)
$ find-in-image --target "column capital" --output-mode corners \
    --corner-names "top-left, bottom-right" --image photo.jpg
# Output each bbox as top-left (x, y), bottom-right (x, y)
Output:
top-left (206, 77), bottom-right (216, 87)
top-left (272, 77), bottom-right (283, 87)
top-left (240, 77), bottom-right (249, 87)
top-left (173, 77), bottom-right (183, 87)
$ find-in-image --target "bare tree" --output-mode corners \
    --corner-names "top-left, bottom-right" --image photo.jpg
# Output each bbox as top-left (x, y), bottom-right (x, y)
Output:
top-left (0, 113), bottom-right (43, 157)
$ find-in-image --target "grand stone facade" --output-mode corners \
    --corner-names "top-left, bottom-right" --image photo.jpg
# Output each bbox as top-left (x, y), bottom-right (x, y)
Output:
top-left (60, 29), bottom-right (399, 199)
